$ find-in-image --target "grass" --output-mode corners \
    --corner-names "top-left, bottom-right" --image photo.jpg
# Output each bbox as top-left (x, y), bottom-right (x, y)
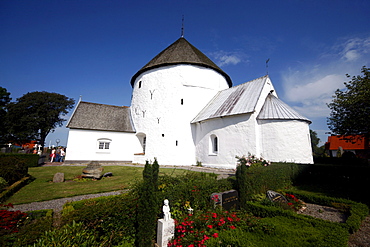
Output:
top-left (6, 166), bottom-right (195, 205)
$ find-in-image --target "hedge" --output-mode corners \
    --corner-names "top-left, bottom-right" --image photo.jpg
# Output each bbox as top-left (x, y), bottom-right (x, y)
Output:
top-left (0, 154), bottom-right (40, 167)
top-left (238, 163), bottom-right (310, 201)
top-left (0, 176), bottom-right (34, 203)
top-left (245, 190), bottom-right (369, 234)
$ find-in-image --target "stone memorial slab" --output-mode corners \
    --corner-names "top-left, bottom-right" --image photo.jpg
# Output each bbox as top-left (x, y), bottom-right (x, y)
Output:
top-left (82, 161), bottom-right (104, 179)
top-left (53, 172), bottom-right (64, 183)
top-left (211, 190), bottom-right (239, 210)
top-left (266, 190), bottom-right (288, 204)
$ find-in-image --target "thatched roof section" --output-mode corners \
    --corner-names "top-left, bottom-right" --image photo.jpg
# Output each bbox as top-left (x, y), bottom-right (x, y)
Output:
top-left (67, 101), bottom-right (135, 132)
top-left (130, 37), bottom-right (232, 87)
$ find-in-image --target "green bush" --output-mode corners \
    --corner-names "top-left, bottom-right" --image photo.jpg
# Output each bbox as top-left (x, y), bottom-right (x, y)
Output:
top-left (237, 163), bottom-right (309, 201)
top-left (62, 194), bottom-right (136, 246)
top-left (0, 176), bottom-right (34, 203)
top-left (0, 209), bottom-right (53, 247)
top-left (33, 221), bottom-right (99, 247)
top-left (0, 178), bottom-right (7, 191)
top-left (156, 172), bottom-right (233, 214)
top-left (0, 156), bottom-right (28, 185)
top-left (284, 190), bottom-right (369, 233)
top-left (0, 154), bottom-right (39, 167)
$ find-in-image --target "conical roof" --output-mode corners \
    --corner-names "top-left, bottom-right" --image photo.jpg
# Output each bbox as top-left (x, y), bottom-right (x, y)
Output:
top-left (130, 37), bottom-right (232, 87)
top-left (257, 94), bottom-right (311, 123)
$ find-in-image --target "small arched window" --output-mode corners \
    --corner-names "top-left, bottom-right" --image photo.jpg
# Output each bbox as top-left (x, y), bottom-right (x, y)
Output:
top-left (138, 81), bottom-right (142, 88)
top-left (209, 134), bottom-right (218, 155)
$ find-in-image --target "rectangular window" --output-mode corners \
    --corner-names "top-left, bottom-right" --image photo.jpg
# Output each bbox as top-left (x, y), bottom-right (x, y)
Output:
top-left (99, 142), bottom-right (110, 149)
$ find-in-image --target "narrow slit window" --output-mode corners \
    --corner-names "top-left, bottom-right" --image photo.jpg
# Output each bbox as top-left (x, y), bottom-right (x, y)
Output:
top-left (181, 99), bottom-right (184, 105)
top-left (138, 81), bottom-right (142, 88)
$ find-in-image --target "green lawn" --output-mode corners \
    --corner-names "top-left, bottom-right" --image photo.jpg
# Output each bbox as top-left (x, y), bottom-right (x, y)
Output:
top-left (6, 166), bottom-right (192, 205)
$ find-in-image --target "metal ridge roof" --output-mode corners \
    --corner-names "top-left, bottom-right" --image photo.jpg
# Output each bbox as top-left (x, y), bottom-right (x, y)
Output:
top-left (257, 94), bottom-right (311, 123)
top-left (130, 37), bottom-right (232, 87)
top-left (192, 76), bottom-right (268, 123)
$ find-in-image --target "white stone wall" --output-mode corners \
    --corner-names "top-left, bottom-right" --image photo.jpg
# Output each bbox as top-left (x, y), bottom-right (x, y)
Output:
top-left (130, 64), bottom-right (230, 166)
top-left (193, 114), bottom-right (257, 169)
top-left (258, 120), bottom-right (313, 164)
top-left (65, 129), bottom-right (141, 162)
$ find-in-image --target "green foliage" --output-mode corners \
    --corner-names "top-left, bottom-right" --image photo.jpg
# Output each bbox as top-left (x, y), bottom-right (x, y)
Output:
top-left (5, 91), bottom-right (74, 147)
top-left (33, 221), bottom-right (98, 247)
top-left (0, 153), bottom-right (39, 167)
top-left (235, 159), bottom-right (248, 208)
top-left (327, 66), bottom-right (370, 135)
top-left (9, 210), bottom-right (53, 247)
top-left (0, 87), bottom-right (11, 143)
top-left (0, 178), bottom-right (7, 191)
top-left (0, 156), bottom-right (28, 185)
top-left (236, 163), bottom-right (309, 202)
top-left (156, 172), bottom-right (233, 214)
top-left (62, 194), bottom-right (136, 246)
top-left (284, 190), bottom-right (369, 233)
top-left (136, 159), bottom-right (160, 247)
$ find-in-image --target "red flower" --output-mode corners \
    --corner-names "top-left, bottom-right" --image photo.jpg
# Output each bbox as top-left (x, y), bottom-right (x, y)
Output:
top-left (207, 225), bottom-right (213, 229)
top-left (212, 213), bottom-right (217, 218)
top-left (212, 233), bottom-right (219, 238)
top-left (229, 225), bottom-right (236, 229)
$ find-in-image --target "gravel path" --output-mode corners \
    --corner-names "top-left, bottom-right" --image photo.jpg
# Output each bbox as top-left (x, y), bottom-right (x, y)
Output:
top-left (10, 190), bottom-right (124, 213)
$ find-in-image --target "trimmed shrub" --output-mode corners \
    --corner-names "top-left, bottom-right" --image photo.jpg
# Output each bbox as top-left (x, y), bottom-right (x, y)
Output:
top-left (0, 178), bottom-right (7, 191)
top-left (0, 154), bottom-right (39, 167)
top-left (33, 221), bottom-right (99, 247)
top-left (284, 190), bottom-right (369, 233)
top-left (0, 156), bottom-right (28, 185)
top-left (62, 194), bottom-right (136, 246)
top-left (0, 176), bottom-right (34, 203)
top-left (236, 163), bottom-right (309, 201)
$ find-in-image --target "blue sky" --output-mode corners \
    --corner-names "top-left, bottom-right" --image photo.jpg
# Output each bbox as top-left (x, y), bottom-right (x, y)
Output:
top-left (1, 0), bottom-right (369, 147)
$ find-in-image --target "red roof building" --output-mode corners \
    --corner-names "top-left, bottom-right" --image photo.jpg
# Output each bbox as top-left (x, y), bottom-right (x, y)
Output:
top-left (325, 135), bottom-right (369, 158)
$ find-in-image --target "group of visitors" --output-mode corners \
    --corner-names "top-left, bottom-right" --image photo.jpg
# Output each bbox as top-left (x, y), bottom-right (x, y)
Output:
top-left (49, 147), bottom-right (66, 162)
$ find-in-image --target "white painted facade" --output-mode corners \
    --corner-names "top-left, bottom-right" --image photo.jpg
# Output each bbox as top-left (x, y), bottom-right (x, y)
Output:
top-left (66, 129), bottom-right (140, 162)
top-left (65, 37), bottom-right (313, 167)
top-left (130, 65), bottom-right (229, 166)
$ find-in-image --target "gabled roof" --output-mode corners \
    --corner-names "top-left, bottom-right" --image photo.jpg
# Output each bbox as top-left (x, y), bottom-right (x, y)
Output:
top-left (130, 37), bottom-right (232, 87)
top-left (192, 76), bottom-right (268, 123)
top-left (257, 94), bottom-right (311, 123)
top-left (67, 101), bottom-right (135, 132)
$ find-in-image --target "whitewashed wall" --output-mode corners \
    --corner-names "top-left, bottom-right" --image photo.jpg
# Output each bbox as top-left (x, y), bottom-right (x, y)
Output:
top-left (65, 129), bottom-right (141, 162)
top-left (130, 64), bottom-right (230, 166)
top-left (193, 114), bottom-right (257, 169)
top-left (258, 120), bottom-right (313, 164)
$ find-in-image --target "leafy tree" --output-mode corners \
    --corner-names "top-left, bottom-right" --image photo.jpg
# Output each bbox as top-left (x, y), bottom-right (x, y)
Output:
top-left (310, 129), bottom-right (323, 157)
top-left (327, 66), bottom-right (370, 135)
top-left (0, 87), bottom-right (11, 144)
top-left (6, 91), bottom-right (74, 147)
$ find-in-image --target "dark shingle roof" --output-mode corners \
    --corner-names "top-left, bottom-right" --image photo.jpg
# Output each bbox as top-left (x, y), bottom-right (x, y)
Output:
top-left (130, 37), bottom-right (232, 87)
top-left (257, 94), bottom-right (311, 123)
top-left (67, 101), bottom-right (135, 132)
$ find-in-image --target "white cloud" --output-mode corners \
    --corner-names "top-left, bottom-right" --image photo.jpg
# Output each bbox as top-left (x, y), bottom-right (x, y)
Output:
top-left (209, 50), bottom-right (246, 67)
top-left (281, 36), bottom-right (370, 119)
top-left (339, 37), bottom-right (370, 62)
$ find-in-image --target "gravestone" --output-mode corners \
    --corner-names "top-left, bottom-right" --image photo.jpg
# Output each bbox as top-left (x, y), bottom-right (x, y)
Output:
top-left (81, 161), bottom-right (104, 179)
top-left (266, 190), bottom-right (288, 204)
top-left (53, 172), bottom-right (64, 183)
top-left (211, 190), bottom-right (239, 210)
top-left (157, 199), bottom-right (175, 247)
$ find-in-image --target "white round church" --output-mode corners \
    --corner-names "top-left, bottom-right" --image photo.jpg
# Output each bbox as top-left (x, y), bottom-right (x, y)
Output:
top-left (66, 37), bottom-right (313, 168)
